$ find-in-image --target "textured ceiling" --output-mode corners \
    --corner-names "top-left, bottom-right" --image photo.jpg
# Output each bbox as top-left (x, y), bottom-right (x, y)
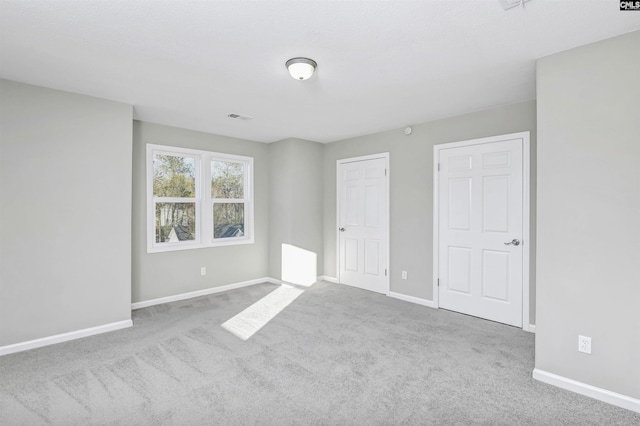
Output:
top-left (1, 1), bottom-right (638, 143)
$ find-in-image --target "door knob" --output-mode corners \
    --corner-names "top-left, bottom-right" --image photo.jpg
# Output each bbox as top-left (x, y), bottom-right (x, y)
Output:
top-left (504, 239), bottom-right (520, 246)
top-left (339, 227), bottom-right (346, 232)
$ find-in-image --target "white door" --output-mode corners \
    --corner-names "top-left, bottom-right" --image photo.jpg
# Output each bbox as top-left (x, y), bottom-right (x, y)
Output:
top-left (436, 134), bottom-right (528, 327)
top-left (338, 154), bottom-right (389, 294)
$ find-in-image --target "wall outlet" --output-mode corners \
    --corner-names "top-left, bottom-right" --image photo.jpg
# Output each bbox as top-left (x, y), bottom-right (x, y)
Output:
top-left (578, 335), bottom-right (591, 354)
top-left (401, 271), bottom-right (407, 280)
top-left (201, 267), bottom-right (206, 276)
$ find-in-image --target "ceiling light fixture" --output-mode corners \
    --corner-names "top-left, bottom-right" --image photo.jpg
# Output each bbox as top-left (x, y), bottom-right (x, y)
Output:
top-left (286, 57), bottom-right (317, 80)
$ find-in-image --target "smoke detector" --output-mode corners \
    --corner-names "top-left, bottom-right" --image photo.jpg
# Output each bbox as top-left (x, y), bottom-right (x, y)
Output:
top-left (498, 0), bottom-right (531, 10)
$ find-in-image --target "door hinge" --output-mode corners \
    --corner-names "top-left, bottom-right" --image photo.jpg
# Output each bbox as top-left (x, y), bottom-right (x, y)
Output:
top-left (385, 168), bottom-right (387, 176)
top-left (437, 278), bottom-right (440, 287)
top-left (437, 163), bottom-right (440, 171)
top-left (385, 269), bottom-right (387, 276)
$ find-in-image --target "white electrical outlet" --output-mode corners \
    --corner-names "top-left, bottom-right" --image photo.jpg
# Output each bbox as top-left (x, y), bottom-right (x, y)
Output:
top-left (201, 267), bottom-right (206, 276)
top-left (401, 271), bottom-right (407, 280)
top-left (578, 335), bottom-right (591, 354)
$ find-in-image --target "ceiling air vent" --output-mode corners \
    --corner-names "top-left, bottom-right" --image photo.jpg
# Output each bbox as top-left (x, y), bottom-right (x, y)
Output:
top-left (498, 0), bottom-right (531, 10)
top-left (227, 113), bottom-right (253, 121)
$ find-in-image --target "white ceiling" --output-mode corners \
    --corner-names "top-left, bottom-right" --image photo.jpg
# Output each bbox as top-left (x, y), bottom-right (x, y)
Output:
top-left (1, 1), bottom-right (638, 143)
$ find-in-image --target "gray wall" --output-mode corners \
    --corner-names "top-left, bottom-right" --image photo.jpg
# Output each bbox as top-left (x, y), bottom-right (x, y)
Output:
top-left (0, 79), bottom-right (133, 346)
top-left (536, 31), bottom-right (640, 398)
top-left (132, 121), bottom-right (270, 303)
top-left (268, 138), bottom-right (324, 281)
top-left (0, 79), bottom-right (538, 348)
top-left (323, 101), bottom-right (537, 323)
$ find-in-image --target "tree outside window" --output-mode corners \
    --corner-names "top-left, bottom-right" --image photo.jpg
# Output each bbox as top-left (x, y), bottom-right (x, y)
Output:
top-left (212, 160), bottom-right (246, 239)
top-left (153, 154), bottom-right (197, 243)
top-left (147, 144), bottom-right (253, 253)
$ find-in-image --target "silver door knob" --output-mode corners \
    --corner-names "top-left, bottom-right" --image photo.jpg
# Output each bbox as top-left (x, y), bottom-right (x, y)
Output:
top-left (504, 239), bottom-right (520, 246)
top-left (339, 227), bottom-right (346, 232)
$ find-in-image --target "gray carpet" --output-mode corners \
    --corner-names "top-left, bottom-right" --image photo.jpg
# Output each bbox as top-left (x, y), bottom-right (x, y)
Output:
top-left (1, 281), bottom-right (638, 425)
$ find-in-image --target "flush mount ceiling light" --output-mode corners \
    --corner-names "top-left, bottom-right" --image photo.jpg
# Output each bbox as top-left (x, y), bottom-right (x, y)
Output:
top-left (286, 57), bottom-right (317, 80)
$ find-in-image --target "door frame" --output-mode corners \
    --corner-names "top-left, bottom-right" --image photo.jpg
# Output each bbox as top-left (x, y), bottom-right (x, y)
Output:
top-left (337, 152), bottom-right (390, 295)
top-left (432, 132), bottom-right (531, 331)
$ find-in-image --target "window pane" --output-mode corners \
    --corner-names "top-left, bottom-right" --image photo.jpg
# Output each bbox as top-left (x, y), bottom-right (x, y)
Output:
top-left (153, 154), bottom-right (196, 197)
top-left (212, 160), bottom-right (244, 199)
top-left (213, 203), bottom-right (245, 239)
top-left (155, 202), bottom-right (196, 243)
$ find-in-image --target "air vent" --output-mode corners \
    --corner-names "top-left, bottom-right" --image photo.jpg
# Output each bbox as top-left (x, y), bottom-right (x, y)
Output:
top-left (227, 113), bottom-right (253, 121)
top-left (498, 0), bottom-right (531, 10)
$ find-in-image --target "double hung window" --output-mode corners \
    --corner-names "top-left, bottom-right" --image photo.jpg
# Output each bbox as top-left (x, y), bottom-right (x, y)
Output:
top-left (147, 144), bottom-right (253, 253)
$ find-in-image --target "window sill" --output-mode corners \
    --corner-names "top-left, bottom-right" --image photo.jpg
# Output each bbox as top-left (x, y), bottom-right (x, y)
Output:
top-left (147, 238), bottom-right (255, 254)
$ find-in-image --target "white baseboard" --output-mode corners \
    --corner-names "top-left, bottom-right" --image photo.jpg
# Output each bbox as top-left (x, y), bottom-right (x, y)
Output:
top-left (268, 276), bottom-right (338, 285)
top-left (132, 277), bottom-right (273, 310)
top-left (269, 276), bottom-right (339, 285)
top-left (0, 319), bottom-right (133, 356)
top-left (388, 292), bottom-right (436, 308)
top-left (533, 368), bottom-right (640, 413)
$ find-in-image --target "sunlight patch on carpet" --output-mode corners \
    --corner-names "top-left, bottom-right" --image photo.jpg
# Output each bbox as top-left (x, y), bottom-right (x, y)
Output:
top-left (221, 284), bottom-right (305, 340)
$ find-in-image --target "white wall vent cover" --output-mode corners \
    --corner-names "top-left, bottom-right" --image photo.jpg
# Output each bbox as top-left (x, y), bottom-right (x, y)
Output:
top-left (227, 113), bottom-right (253, 120)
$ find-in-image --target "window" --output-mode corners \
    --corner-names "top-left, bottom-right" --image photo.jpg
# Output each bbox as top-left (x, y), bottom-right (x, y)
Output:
top-left (211, 159), bottom-right (246, 239)
top-left (152, 152), bottom-right (198, 245)
top-left (147, 144), bottom-right (253, 253)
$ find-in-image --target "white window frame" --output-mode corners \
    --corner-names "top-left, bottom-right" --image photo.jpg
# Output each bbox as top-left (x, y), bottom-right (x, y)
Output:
top-left (147, 144), bottom-right (254, 253)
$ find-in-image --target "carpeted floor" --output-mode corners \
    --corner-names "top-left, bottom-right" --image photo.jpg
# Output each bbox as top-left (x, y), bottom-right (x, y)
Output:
top-left (1, 281), bottom-right (638, 425)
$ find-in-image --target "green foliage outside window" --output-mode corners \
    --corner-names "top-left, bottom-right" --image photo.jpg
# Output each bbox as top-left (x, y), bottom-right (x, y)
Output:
top-left (153, 154), bottom-right (196, 243)
top-left (154, 154), bottom-right (196, 197)
top-left (212, 161), bottom-right (245, 239)
top-left (149, 147), bottom-right (252, 250)
top-left (211, 160), bottom-right (243, 199)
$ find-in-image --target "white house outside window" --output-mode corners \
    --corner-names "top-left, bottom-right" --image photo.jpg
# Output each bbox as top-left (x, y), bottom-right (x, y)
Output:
top-left (147, 144), bottom-right (254, 253)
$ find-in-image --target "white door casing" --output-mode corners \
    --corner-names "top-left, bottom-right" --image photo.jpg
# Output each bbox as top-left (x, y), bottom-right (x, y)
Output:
top-left (433, 132), bottom-right (530, 329)
top-left (337, 153), bottom-right (389, 295)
